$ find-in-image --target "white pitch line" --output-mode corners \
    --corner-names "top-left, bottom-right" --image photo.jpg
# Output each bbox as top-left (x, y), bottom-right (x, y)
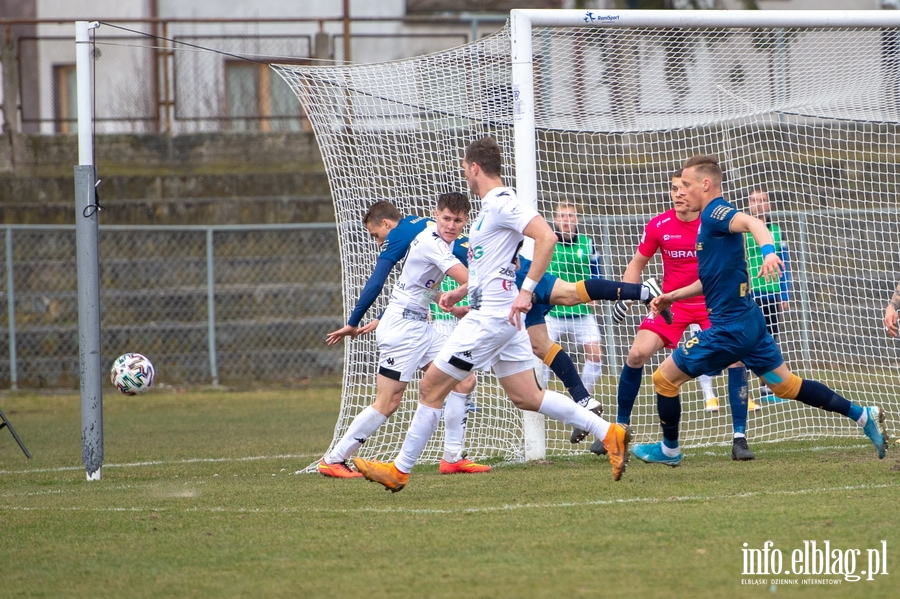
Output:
top-left (0, 483), bottom-right (894, 515)
top-left (0, 453), bottom-right (321, 475)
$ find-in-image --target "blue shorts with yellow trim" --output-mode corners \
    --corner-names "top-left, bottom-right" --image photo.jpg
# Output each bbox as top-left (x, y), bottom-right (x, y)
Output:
top-left (672, 308), bottom-right (784, 378)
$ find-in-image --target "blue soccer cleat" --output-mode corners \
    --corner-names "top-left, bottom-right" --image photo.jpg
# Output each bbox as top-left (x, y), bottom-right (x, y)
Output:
top-left (862, 406), bottom-right (888, 459)
top-left (632, 442), bottom-right (683, 467)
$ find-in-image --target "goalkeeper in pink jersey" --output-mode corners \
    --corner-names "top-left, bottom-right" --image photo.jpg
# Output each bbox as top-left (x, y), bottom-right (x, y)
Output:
top-left (601, 169), bottom-right (756, 461)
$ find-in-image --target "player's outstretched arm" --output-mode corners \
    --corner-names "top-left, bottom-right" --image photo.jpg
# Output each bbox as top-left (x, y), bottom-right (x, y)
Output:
top-left (325, 324), bottom-right (359, 345)
top-left (356, 319), bottom-right (380, 337)
top-left (650, 279), bottom-right (703, 314)
top-left (732, 212), bottom-right (784, 282)
top-left (511, 216), bottom-right (555, 326)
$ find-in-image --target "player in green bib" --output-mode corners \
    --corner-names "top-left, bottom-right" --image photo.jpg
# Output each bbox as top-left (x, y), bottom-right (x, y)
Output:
top-left (545, 202), bottom-right (605, 397)
top-left (744, 188), bottom-right (791, 404)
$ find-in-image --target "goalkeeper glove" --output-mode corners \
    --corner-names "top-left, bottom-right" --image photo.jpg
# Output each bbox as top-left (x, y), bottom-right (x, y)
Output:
top-left (613, 300), bottom-right (631, 323)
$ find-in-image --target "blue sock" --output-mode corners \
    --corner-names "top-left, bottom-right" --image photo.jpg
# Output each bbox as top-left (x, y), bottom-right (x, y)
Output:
top-left (657, 393), bottom-right (681, 448)
top-left (794, 379), bottom-right (859, 419)
top-left (583, 279), bottom-right (644, 301)
top-left (728, 366), bottom-right (748, 435)
top-left (616, 364), bottom-right (643, 424)
top-left (547, 348), bottom-right (590, 405)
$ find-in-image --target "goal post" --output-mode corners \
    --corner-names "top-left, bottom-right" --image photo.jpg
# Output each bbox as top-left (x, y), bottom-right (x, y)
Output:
top-left (276, 10), bottom-right (900, 469)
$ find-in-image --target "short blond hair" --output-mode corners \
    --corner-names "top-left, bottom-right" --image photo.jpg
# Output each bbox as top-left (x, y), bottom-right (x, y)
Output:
top-left (683, 154), bottom-right (722, 185)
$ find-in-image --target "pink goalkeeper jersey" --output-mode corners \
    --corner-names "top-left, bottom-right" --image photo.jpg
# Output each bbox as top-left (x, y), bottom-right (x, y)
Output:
top-left (637, 208), bottom-right (705, 306)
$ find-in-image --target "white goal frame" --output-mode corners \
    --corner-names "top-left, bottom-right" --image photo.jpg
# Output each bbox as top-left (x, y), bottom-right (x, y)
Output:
top-left (277, 10), bottom-right (900, 470)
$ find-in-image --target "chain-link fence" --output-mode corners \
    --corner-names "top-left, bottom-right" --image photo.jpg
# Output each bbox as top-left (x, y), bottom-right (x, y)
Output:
top-left (0, 223), bottom-right (343, 390)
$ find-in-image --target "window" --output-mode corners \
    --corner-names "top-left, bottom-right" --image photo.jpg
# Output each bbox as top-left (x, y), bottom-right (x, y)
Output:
top-left (225, 61), bottom-right (308, 132)
top-left (54, 64), bottom-right (77, 133)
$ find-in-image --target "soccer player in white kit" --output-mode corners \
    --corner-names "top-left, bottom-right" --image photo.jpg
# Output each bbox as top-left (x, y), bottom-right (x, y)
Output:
top-left (354, 137), bottom-right (632, 491)
top-left (319, 194), bottom-right (490, 478)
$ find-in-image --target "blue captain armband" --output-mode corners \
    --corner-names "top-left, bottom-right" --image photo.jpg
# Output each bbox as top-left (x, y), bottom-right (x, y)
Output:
top-left (760, 244), bottom-right (775, 257)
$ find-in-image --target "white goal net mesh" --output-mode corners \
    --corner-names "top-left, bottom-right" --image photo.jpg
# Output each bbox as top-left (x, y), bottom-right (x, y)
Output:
top-left (276, 19), bottom-right (900, 467)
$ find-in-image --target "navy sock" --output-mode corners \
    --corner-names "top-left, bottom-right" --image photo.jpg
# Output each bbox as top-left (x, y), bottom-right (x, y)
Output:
top-left (657, 393), bottom-right (681, 446)
top-left (616, 364), bottom-right (643, 424)
top-left (794, 379), bottom-right (858, 419)
top-left (583, 279), bottom-right (644, 301)
top-left (728, 366), bottom-right (748, 435)
top-left (548, 349), bottom-right (590, 405)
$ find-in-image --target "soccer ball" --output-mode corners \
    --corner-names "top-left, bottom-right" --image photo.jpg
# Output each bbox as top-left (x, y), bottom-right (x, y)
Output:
top-left (110, 353), bottom-right (155, 395)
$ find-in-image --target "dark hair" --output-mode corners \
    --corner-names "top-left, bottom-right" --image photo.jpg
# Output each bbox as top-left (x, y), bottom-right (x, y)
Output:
top-left (437, 192), bottom-right (471, 215)
top-left (672, 168), bottom-right (683, 179)
top-left (363, 200), bottom-right (401, 226)
top-left (683, 154), bottom-right (722, 183)
top-left (464, 136), bottom-right (502, 177)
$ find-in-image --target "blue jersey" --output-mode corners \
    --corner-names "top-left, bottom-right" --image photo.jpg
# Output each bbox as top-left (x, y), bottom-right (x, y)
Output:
top-left (673, 196), bottom-right (785, 378)
top-left (696, 197), bottom-right (758, 325)
top-left (348, 215), bottom-right (468, 327)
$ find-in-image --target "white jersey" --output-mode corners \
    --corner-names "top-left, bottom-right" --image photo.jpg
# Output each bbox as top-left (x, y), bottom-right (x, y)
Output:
top-left (467, 186), bottom-right (539, 317)
top-left (386, 225), bottom-right (462, 317)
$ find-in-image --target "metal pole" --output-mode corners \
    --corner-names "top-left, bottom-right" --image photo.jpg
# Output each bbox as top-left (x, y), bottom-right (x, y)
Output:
top-left (6, 228), bottom-right (17, 389)
top-left (342, 0), bottom-right (351, 64)
top-left (75, 20), bottom-right (103, 481)
top-left (206, 228), bottom-right (219, 386)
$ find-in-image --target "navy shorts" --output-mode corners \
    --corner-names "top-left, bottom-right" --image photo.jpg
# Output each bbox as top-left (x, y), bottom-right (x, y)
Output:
top-left (672, 308), bottom-right (784, 378)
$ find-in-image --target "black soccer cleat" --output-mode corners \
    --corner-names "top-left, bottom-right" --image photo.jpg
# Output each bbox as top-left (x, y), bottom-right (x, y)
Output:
top-left (589, 437), bottom-right (608, 456)
top-left (570, 399), bottom-right (603, 444)
top-left (731, 437), bottom-right (756, 461)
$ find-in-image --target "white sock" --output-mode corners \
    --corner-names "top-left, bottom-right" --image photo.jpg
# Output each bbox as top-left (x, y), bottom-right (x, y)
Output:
top-left (698, 374), bottom-right (716, 401)
top-left (661, 444), bottom-right (681, 457)
top-left (857, 409), bottom-right (869, 427)
top-left (581, 360), bottom-right (603, 395)
top-left (394, 403), bottom-right (442, 474)
top-left (537, 389), bottom-right (610, 440)
top-left (442, 391), bottom-right (469, 462)
top-left (325, 405), bottom-right (387, 463)
top-left (733, 432), bottom-right (746, 439)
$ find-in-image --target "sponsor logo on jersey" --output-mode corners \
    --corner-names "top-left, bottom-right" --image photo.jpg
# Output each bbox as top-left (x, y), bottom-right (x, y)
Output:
top-left (501, 280), bottom-right (512, 291)
top-left (710, 205), bottom-right (732, 221)
top-left (472, 246), bottom-right (484, 260)
top-left (664, 249), bottom-right (697, 259)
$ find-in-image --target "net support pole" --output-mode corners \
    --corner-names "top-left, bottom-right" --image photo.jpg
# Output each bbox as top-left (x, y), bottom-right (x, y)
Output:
top-left (510, 10), bottom-right (546, 461)
top-left (75, 20), bottom-right (103, 481)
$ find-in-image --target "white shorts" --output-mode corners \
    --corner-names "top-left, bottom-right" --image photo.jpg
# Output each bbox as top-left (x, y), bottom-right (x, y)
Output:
top-left (376, 308), bottom-right (445, 382)
top-left (430, 317), bottom-right (458, 339)
top-left (434, 311), bottom-right (534, 381)
top-left (547, 314), bottom-right (602, 345)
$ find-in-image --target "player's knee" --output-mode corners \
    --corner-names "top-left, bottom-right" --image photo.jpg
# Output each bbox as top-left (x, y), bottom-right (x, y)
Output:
top-left (626, 347), bottom-right (651, 369)
top-left (767, 373), bottom-right (802, 399)
top-left (652, 368), bottom-right (680, 397)
top-left (455, 373), bottom-right (477, 395)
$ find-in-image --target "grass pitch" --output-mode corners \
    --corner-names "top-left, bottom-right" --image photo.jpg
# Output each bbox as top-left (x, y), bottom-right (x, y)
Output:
top-left (0, 386), bottom-right (897, 598)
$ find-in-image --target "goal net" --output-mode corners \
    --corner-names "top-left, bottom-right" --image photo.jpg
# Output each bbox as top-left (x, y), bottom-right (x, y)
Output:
top-left (275, 10), bottom-right (900, 467)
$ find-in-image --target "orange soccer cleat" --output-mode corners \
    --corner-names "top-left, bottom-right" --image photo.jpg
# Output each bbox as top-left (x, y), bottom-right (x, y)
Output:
top-left (601, 423), bottom-right (632, 481)
top-left (317, 459), bottom-right (363, 479)
top-left (439, 458), bottom-right (492, 474)
top-left (352, 457), bottom-right (409, 492)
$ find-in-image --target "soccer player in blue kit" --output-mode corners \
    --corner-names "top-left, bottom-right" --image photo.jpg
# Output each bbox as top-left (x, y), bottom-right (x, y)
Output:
top-left (635, 154), bottom-right (888, 466)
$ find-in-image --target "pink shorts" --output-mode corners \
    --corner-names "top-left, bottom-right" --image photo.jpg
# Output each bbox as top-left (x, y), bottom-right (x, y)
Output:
top-left (638, 300), bottom-right (710, 349)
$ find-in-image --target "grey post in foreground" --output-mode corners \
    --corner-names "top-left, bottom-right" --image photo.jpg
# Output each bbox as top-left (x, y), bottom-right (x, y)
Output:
top-left (75, 165), bottom-right (103, 481)
top-left (76, 20), bottom-right (103, 480)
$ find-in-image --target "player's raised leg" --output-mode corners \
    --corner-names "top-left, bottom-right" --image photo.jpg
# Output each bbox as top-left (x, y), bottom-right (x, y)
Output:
top-left (760, 363), bottom-right (888, 459)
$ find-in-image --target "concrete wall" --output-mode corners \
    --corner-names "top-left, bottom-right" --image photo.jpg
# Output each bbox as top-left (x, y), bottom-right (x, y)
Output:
top-left (0, 131), bottom-right (334, 225)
